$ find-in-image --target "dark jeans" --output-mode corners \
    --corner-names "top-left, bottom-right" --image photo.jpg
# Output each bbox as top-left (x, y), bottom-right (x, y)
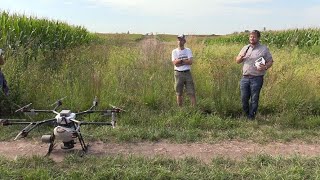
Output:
top-left (240, 76), bottom-right (264, 119)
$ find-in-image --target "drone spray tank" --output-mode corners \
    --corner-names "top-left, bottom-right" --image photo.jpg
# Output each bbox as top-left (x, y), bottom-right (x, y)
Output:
top-left (42, 110), bottom-right (78, 149)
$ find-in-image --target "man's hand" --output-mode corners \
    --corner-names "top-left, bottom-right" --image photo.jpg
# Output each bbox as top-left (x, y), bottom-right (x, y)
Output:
top-left (236, 54), bottom-right (246, 63)
top-left (173, 59), bottom-right (183, 67)
top-left (257, 64), bottom-right (267, 71)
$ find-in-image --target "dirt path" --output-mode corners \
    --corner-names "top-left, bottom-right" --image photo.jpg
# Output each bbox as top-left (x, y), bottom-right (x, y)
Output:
top-left (1, 140), bottom-right (320, 163)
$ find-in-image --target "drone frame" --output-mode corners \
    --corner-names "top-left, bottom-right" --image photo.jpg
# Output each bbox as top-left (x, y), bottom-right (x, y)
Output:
top-left (1, 97), bottom-right (124, 155)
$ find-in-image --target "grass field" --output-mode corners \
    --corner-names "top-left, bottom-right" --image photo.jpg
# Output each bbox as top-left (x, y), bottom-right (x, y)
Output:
top-left (2, 154), bottom-right (320, 179)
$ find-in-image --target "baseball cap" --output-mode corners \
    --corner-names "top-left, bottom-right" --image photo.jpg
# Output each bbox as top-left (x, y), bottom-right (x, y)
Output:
top-left (177, 34), bottom-right (185, 39)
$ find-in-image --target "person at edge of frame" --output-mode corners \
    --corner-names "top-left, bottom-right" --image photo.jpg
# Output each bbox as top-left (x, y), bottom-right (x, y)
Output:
top-left (0, 48), bottom-right (9, 96)
top-left (171, 34), bottom-right (196, 107)
top-left (235, 30), bottom-right (273, 119)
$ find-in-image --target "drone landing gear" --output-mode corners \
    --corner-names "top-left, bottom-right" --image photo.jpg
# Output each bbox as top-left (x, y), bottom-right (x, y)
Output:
top-left (78, 133), bottom-right (88, 152)
top-left (46, 141), bottom-right (56, 156)
top-left (42, 134), bottom-right (56, 156)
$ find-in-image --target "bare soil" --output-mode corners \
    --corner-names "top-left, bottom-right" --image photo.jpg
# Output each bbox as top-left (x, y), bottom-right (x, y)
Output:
top-left (1, 140), bottom-right (320, 163)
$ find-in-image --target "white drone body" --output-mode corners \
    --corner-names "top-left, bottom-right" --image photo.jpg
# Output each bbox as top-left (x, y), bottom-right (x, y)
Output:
top-left (53, 110), bottom-right (77, 143)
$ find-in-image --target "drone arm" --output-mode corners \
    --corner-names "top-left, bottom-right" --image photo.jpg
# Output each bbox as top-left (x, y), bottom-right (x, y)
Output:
top-left (23, 109), bottom-right (55, 114)
top-left (80, 122), bottom-right (112, 126)
top-left (4, 121), bottom-right (34, 125)
top-left (88, 105), bottom-right (96, 111)
top-left (0, 119), bottom-right (29, 126)
top-left (76, 105), bottom-right (124, 116)
top-left (78, 109), bottom-right (121, 115)
top-left (37, 118), bottom-right (57, 125)
top-left (32, 110), bottom-right (54, 113)
top-left (75, 110), bottom-right (95, 116)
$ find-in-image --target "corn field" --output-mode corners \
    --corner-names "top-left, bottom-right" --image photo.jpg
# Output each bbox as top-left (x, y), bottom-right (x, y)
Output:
top-left (0, 11), bottom-right (99, 113)
top-left (205, 28), bottom-right (320, 48)
top-left (0, 11), bottom-right (97, 54)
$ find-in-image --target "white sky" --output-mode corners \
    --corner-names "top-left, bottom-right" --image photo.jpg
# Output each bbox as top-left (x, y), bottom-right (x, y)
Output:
top-left (0, 0), bottom-right (319, 35)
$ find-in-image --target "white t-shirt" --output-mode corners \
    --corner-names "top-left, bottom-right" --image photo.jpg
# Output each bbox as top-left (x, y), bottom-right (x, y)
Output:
top-left (171, 48), bottom-right (193, 71)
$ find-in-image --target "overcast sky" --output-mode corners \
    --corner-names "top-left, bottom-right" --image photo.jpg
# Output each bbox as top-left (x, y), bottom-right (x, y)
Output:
top-left (0, 0), bottom-right (319, 35)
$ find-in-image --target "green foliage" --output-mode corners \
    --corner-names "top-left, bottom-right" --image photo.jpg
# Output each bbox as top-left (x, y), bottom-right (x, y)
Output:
top-left (205, 28), bottom-right (320, 48)
top-left (0, 11), bottom-right (97, 58)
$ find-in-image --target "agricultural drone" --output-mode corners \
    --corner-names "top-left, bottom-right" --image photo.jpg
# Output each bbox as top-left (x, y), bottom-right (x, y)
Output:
top-left (0, 97), bottom-right (125, 155)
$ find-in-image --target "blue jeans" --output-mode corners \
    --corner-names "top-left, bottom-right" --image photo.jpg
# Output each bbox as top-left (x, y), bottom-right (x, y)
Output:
top-left (240, 76), bottom-right (264, 119)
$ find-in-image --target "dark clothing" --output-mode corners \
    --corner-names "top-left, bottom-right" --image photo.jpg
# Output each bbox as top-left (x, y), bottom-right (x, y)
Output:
top-left (0, 71), bottom-right (9, 96)
top-left (240, 75), bottom-right (264, 119)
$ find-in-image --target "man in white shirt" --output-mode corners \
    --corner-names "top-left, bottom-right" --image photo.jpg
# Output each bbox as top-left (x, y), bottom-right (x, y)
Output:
top-left (171, 34), bottom-right (196, 107)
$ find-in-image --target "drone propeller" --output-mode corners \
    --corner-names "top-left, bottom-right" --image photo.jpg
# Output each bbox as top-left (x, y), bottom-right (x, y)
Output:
top-left (87, 96), bottom-right (99, 111)
top-left (50, 96), bottom-right (67, 106)
top-left (15, 103), bottom-right (32, 112)
top-left (109, 104), bottom-right (126, 112)
top-left (14, 130), bottom-right (28, 140)
top-left (50, 96), bottom-right (67, 111)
